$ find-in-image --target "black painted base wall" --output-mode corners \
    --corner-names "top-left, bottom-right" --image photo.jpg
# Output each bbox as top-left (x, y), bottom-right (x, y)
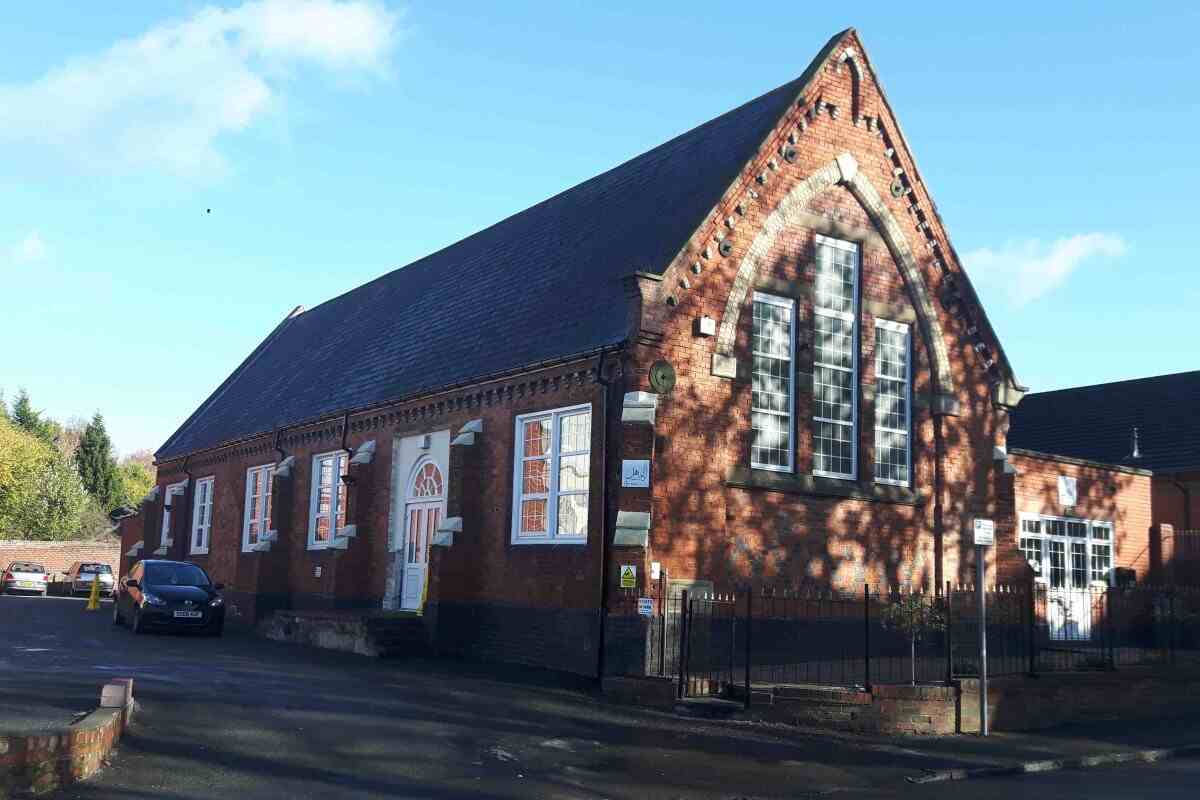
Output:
top-left (430, 601), bottom-right (640, 677)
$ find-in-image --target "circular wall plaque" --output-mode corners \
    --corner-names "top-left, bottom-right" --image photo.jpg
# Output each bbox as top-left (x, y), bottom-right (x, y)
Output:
top-left (889, 178), bottom-right (905, 198)
top-left (648, 360), bottom-right (676, 394)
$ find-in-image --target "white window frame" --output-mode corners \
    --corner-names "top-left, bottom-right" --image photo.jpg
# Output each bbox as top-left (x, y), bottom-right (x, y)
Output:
top-left (189, 477), bottom-right (215, 555)
top-left (812, 234), bottom-right (860, 480)
top-left (873, 319), bottom-right (911, 487)
top-left (1018, 513), bottom-right (1115, 587)
top-left (307, 450), bottom-right (349, 550)
top-left (161, 481), bottom-right (186, 544)
top-left (511, 403), bottom-right (592, 545)
top-left (242, 463), bottom-right (275, 552)
top-left (750, 291), bottom-right (796, 472)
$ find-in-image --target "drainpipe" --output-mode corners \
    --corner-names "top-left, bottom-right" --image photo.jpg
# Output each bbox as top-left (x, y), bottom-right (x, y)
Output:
top-left (180, 455), bottom-right (193, 561)
top-left (1172, 475), bottom-right (1193, 530)
top-left (274, 427), bottom-right (287, 463)
top-left (593, 347), bottom-right (622, 682)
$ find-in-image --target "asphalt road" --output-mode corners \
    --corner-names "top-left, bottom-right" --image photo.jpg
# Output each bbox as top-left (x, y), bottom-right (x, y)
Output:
top-left (888, 757), bottom-right (1200, 799)
top-left (2, 594), bottom-right (1198, 799)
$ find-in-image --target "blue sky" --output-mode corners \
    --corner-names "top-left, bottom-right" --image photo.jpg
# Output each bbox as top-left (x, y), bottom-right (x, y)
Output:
top-left (2, 1), bottom-right (1197, 456)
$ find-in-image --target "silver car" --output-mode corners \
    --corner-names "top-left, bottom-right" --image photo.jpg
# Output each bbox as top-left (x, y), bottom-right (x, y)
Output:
top-left (2, 561), bottom-right (49, 596)
top-left (66, 561), bottom-right (116, 597)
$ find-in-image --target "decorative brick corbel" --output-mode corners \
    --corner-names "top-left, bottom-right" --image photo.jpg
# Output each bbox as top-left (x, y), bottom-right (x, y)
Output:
top-left (621, 392), bottom-right (658, 425)
top-left (452, 419), bottom-right (483, 446)
top-left (432, 516), bottom-right (462, 547)
top-left (125, 541), bottom-right (144, 559)
top-left (274, 455), bottom-right (295, 478)
top-left (613, 511), bottom-right (651, 548)
top-left (350, 440), bottom-right (376, 465)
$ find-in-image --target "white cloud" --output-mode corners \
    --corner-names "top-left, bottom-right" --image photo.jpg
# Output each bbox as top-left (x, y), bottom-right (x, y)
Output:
top-left (963, 233), bottom-right (1128, 307)
top-left (12, 231), bottom-right (48, 264)
top-left (0, 1), bottom-right (401, 177)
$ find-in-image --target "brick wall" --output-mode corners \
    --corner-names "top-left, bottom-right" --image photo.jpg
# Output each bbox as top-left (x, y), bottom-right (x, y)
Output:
top-left (149, 359), bottom-right (609, 673)
top-left (618, 30), bottom-right (1009, 600)
top-left (0, 707), bottom-right (127, 795)
top-left (0, 540), bottom-right (121, 579)
top-left (1006, 450), bottom-right (1153, 582)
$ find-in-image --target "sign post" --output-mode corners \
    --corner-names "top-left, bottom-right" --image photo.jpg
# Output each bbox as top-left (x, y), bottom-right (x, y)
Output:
top-left (972, 518), bottom-right (994, 737)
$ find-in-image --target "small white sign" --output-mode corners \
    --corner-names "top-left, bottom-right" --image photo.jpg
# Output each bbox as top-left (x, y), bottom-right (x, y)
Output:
top-left (650, 561), bottom-right (661, 580)
top-left (1058, 475), bottom-right (1078, 507)
top-left (621, 459), bottom-right (651, 488)
top-left (637, 598), bottom-right (655, 617)
top-left (973, 518), bottom-right (995, 546)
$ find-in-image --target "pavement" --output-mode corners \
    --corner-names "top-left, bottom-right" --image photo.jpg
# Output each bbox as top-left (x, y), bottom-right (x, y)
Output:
top-left (2, 594), bottom-right (1199, 799)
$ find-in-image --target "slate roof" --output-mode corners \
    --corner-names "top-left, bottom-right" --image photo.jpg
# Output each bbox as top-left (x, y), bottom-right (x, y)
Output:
top-left (1007, 371), bottom-right (1200, 473)
top-left (157, 33), bottom-right (849, 460)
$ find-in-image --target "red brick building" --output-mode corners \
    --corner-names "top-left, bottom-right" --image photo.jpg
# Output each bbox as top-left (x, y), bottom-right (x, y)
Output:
top-left (119, 30), bottom-right (1162, 675)
top-left (1007, 371), bottom-right (1200, 584)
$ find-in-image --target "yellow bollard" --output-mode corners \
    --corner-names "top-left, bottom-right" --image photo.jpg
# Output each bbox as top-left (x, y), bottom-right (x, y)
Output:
top-left (85, 574), bottom-right (101, 611)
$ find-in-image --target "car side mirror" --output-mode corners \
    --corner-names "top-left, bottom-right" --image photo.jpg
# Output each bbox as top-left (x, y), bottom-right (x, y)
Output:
top-left (126, 580), bottom-right (139, 590)
top-left (214, 583), bottom-right (225, 591)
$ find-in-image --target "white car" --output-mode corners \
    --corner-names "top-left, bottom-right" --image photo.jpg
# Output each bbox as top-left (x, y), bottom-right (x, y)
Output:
top-left (66, 561), bottom-right (116, 597)
top-left (2, 561), bottom-right (49, 596)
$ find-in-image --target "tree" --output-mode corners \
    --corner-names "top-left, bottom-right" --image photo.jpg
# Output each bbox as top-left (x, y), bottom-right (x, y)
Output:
top-left (10, 388), bottom-right (57, 444)
top-left (0, 417), bottom-right (87, 540)
top-left (0, 389), bottom-right (8, 422)
top-left (881, 591), bottom-right (947, 686)
top-left (75, 413), bottom-right (121, 512)
top-left (22, 457), bottom-right (89, 539)
top-left (116, 459), bottom-right (156, 510)
top-left (0, 418), bottom-right (50, 535)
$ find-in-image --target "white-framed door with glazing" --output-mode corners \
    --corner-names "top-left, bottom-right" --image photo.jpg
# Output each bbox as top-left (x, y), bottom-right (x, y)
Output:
top-left (1020, 515), bottom-right (1114, 641)
top-left (399, 458), bottom-right (444, 611)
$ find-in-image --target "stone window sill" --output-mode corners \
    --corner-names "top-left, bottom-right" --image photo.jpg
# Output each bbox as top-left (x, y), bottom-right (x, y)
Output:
top-left (725, 466), bottom-right (926, 506)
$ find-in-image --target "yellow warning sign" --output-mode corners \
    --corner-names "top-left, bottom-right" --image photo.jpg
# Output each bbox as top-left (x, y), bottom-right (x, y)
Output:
top-left (619, 565), bottom-right (637, 590)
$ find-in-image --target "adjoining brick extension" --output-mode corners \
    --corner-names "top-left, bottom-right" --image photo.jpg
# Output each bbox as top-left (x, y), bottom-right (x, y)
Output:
top-left (122, 30), bottom-right (1167, 678)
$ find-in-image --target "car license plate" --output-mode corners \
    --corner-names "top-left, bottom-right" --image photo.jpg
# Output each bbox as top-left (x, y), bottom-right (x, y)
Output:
top-left (173, 610), bottom-right (203, 619)
top-left (19, 581), bottom-right (37, 589)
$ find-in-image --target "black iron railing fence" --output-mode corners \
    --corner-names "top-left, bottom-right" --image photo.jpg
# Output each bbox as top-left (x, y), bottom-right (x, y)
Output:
top-left (647, 583), bottom-right (1200, 701)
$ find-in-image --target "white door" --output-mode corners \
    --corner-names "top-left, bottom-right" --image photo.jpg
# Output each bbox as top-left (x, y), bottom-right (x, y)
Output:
top-left (399, 460), bottom-right (444, 611)
top-left (1046, 524), bottom-right (1093, 641)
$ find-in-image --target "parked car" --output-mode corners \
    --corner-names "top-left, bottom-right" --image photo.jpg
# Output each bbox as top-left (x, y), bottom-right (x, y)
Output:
top-left (113, 559), bottom-right (225, 636)
top-left (65, 562), bottom-right (116, 597)
top-left (2, 561), bottom-right (49, 596)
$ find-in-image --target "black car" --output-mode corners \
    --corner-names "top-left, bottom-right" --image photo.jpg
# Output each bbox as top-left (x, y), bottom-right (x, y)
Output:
top-left (113, 559), bottom-right (225, 636)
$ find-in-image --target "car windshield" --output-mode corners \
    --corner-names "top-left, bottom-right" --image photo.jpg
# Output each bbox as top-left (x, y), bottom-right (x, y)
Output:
top-left (9, 562), bottom-right (45, 573)
top-left (80, 564), bottom-right (112, 574)
top-left (144, 563), bottom-right (210, 587)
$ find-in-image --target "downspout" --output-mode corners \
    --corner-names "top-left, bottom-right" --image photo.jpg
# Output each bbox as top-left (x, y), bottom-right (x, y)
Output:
top-left (1172, 475), bottom-right (1193, 530)
top-left (339, 410), bottom-right (353, 457)
top-left (180, 455), bottom-right (193, 561)
top-left (274, 427), bottom-right (287, 463)
top-left (593, 347), bottom-right (621, 682)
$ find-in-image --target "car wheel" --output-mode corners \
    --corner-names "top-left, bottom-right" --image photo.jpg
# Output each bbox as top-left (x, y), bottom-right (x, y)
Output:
top-left (131, 608), bottom-right (144, 635)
